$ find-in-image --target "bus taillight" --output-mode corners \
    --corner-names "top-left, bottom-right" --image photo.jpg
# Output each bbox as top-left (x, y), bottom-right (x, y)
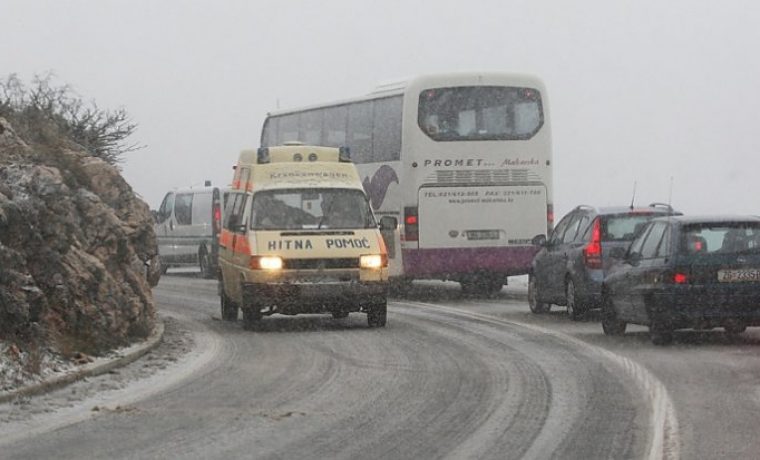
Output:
top-left (547, 203), bottom-right (554, 234)
top-left (404, 207), bottom-right (419, 241)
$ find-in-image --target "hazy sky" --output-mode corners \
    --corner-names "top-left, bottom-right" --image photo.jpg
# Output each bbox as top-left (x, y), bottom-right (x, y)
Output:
top-left (2, 0), bottom-right (759, 218)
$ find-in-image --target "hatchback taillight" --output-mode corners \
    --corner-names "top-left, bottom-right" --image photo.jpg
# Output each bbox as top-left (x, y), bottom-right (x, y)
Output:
top-left (404, 207), bottom-right (418, 242)
top-left (583, 217), bottom-right (603, 269)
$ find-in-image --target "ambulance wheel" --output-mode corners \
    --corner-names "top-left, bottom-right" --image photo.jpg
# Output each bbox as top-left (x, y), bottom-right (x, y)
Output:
top-left (220, 292), bottom-right (238, 322)
top-left (367, 298), bottom-right (387, 328)
top-left (242, 308), bottom-right (262, 330)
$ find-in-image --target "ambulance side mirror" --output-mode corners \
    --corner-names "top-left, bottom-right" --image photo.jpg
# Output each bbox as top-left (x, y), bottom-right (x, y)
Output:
top-left (379, 216), bottom-right (398, 231)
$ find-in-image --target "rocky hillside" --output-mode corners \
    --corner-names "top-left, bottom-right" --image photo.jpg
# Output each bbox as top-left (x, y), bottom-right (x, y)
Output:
top-left (0, 117), bottom-right (160, 363)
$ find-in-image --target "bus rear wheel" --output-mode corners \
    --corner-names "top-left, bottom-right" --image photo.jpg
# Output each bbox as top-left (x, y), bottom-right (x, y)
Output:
top-left (460, 276), bottom-right (503, 296)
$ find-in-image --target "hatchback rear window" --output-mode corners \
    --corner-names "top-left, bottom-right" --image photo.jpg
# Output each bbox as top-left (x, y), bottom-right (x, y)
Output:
top-left (680, 223), bottom-right (760, 255)
top-left (601, 214), bottom-right (656, 241)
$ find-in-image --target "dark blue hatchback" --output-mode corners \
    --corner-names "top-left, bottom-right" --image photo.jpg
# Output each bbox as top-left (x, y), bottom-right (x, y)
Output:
top-left (529, 203), bottom-right (680, 319)
top-left (602, 215), bottom-right (760, 344)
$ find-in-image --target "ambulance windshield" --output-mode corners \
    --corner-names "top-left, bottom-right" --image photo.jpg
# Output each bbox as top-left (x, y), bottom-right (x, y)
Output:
top-left (250, 188), bottom-right (376, 230)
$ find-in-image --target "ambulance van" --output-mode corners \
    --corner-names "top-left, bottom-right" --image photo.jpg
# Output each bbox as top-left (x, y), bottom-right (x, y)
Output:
top-left (217, 145), bottom-right (395, 329)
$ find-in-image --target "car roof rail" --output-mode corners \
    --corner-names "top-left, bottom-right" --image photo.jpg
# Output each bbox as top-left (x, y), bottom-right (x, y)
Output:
top-left (648, 202), bottom-right (674, 211)
top-left (574, 204), bottom-right (595, 211)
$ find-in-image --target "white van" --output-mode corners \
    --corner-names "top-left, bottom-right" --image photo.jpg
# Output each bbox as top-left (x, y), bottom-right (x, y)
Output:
top-left (154, 184), bottom-right (227, 278)
top-left (218, 145), bottom-right (395, 329)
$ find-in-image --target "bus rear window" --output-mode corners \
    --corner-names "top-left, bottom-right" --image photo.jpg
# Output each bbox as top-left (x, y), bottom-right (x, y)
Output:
top-left (418, 86), bottom-right (543, 141)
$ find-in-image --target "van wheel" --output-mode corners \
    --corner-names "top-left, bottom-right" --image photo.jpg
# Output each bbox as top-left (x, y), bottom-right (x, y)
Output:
top-left (528, 275), bottom-right (551, 314)
top-left (159, 257), bottom-right (169, 275)
top-left (220, 292), bottom-right (239, 321)
top-left (367, 297), bottom-right (387, 328)
top-left (199, 250), bottom-right (213, 279)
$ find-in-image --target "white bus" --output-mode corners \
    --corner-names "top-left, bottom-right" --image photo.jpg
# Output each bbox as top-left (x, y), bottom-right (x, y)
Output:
top-left (261, 72), bottom-right (553, 294)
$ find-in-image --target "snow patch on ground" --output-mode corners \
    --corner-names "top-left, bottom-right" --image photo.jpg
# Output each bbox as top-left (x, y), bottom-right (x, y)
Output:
top-left (0, 343), bottom-right (77, 394)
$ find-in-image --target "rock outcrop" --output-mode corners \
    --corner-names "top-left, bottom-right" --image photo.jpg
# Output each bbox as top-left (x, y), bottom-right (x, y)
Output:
top-left (0, 117), bottom-right (159, 355)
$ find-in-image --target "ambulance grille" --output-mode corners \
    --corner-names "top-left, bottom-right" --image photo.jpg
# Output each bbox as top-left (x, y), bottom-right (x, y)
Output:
top-left (284, 258), bottom-right (359, 269)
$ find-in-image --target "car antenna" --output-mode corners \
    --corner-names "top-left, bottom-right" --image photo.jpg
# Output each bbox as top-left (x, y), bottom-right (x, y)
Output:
top-left (629, 180), bottom-right (637, 210)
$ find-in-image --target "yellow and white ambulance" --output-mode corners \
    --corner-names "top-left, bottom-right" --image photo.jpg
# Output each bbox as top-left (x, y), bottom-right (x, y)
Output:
top-left (217, 145), bottom-right (394, 329)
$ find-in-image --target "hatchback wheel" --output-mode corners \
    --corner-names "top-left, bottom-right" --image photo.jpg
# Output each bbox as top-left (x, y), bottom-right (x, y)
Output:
top-left (528, 275), bottom-right (550, 314)
top-left (566, 279), bottom-right (584, 321)
top-left (601, 295), bottom-right (626, 336)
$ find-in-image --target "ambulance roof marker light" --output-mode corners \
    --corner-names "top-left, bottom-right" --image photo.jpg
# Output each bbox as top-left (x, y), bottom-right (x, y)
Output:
top-left (339, 146), bottom-right (351, 162)
top-left (257, 147), bottom-right (270, 164)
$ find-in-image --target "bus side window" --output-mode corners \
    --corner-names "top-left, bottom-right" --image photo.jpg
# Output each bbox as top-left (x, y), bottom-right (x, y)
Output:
top-left (348, 101), bottom-right (373, 163)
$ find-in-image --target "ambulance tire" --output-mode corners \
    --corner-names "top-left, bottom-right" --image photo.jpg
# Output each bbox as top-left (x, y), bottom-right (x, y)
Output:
top-left (241, 287), bottom-right (262, 330)
top-left (242, 307), bottom-right (262, 330)
top-left (220, 292), bottom-right (239, 322)
top-left (367, 297), bottom-right (387, 328)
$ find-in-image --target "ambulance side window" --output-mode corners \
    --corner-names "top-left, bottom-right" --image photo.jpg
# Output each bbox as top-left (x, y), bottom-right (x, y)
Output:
top-left (224, 193), bottom-right (248, 232)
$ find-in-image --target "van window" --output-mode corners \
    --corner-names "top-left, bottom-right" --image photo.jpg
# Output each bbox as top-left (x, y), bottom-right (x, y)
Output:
top-left (251, 188), bottom-right (375, 230)
top-left (191, 192), bottom-right (213, 225)
top-left (157, 192), bottom-right (174, 223)
top-left (174, 193), bottom-right (193, 225)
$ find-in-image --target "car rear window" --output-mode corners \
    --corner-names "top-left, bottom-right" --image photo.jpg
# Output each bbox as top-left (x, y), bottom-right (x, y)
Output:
top-left (680, 222), bottom-right (760, 255)
top-left (601, 214), bottom-right (657, 241)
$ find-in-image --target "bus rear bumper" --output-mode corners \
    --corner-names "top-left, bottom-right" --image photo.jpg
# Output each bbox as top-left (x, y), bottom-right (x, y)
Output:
top-left (401, 246), bottom-right (540, 279)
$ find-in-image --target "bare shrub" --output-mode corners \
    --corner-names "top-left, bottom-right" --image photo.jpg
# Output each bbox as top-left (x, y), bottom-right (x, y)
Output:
top-left (0, 73), bottom-right (142, 165)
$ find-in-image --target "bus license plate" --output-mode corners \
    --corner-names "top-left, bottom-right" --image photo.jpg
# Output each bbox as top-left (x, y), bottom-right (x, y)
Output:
top-left (465, 230), bottom-right (500, 241)
top-left (718, 269), bottom-right (760, 283)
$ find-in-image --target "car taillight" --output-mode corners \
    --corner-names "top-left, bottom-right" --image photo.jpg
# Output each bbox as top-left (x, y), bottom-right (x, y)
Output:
top-left (404, 206), bottom-right (418, 242)
top-left (673, 272), bottom-right (688, 284)
top-left (583, 217), bottom-right (603, 269)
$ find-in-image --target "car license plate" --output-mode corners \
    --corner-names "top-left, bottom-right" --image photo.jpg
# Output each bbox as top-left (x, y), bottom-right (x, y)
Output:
top-left (466, 230), bottom-right (500, 240)
top-left (717, 269), bottom-right (760, 283)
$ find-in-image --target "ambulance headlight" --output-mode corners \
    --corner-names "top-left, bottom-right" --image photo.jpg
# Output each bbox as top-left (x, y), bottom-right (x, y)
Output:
top-left (360, 254), bottom-right (387, 269)
top-left (250, 255), bottom-right (283, 270)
